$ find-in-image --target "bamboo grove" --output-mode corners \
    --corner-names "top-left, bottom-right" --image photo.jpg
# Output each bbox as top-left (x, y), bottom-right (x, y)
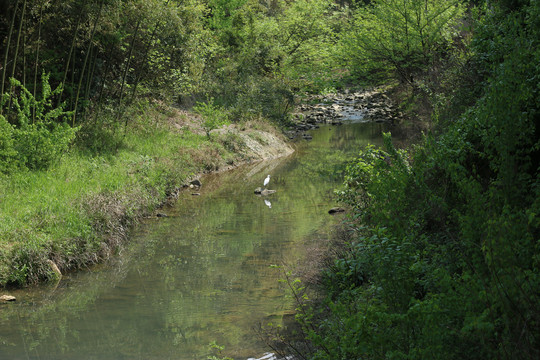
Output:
top-left (0, 0), bottom-right (347, 169)
top-left (0, 0), bottom-right (205, 152)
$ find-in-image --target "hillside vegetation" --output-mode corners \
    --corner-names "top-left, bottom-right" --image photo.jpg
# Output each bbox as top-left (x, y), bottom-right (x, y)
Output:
top-left (285, 1), bottom-right (540, 359)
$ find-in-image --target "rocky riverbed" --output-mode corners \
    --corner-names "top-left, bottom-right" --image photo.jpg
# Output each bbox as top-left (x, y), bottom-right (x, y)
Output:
top-left (287, 88), bottom-right (403, 140)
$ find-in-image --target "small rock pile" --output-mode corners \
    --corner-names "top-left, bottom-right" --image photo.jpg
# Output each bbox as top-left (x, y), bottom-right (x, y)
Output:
top-left (287, 89), bottom-right (403, 140)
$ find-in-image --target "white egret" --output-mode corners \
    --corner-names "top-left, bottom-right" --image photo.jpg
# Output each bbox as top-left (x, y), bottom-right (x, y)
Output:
top-left (264, 199), bottom-right (272, 208)
top-left (263, 175), bottom-right (271, 188)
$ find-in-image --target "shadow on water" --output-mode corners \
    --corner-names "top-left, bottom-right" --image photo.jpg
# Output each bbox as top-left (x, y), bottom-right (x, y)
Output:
top-left (0, 122), bottom-right (392, 359)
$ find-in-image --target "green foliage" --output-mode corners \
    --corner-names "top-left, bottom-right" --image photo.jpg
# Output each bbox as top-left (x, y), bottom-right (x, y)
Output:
top-left (303, 1), bottom-right (540, 358)
top-left (0, 114), bottom-right (18, 174)
top-left (207, 341), bottom-right (234, 360)
top-left (337, 134), bottom-right (410, 229)
top-left (338, 0), bottom-right (465, 85)
top-left (0, 0), bottom-right (208, 130)
top-left (0, 74), bottom-right (77, 172)
top-left (197, 0), bottom-right (340, 120)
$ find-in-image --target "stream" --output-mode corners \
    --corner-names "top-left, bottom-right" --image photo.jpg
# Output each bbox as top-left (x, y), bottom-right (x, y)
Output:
top-left (0, 120), bottom-right (391, 360)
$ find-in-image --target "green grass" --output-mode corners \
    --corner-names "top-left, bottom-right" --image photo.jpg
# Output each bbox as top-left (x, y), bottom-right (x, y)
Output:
top-left (0, 105), bottom-right (244, 287)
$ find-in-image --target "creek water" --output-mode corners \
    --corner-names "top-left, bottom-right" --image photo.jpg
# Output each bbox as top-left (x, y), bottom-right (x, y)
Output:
top-left (0, 121), bottom-right (390, 360)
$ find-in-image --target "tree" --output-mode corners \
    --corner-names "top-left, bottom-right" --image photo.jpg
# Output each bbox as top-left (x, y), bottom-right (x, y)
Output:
top-left (340, 0), bottom-right (464, 85)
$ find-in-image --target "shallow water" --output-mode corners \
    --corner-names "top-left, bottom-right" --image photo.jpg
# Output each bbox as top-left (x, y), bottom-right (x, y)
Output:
top-left (0, 122), bottom-right (389, 360)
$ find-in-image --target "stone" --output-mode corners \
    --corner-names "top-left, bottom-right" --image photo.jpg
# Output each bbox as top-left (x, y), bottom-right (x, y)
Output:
top-left (156, 213), bottom-right (168, 217)
top-left (254, 187), bottom-right (263, 194)
top-left (328, 207), bottom-right (346, 214)
top-left (0, 295), bottom-right (16, 302)
top-left (191, 193), bottom-right (201, 196)
top-left (260, 189), bottom-right (277, 196)
top-left (248, 353), bottom-right (277, 360)
top-left (190, 179), bottom-right (202, 187)
top-left (47, 259), bottom-right (62, 278)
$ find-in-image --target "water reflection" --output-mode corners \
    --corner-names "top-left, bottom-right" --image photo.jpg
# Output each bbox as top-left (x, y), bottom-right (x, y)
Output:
top-left (0, 122), bottom-right (391, 360)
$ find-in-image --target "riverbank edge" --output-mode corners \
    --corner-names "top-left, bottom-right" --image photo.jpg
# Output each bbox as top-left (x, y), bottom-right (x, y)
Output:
top-left (0, 102), bottom-right (294, 290)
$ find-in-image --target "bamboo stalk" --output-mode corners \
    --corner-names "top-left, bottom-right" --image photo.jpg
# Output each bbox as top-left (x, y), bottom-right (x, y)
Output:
top-left (129, 0), bottom-right (171, 103)
top-left (85, 44), bottom-right (98, 104)
top-left (33, 0), bottom-right (46, 123)
top-left (10, 0), bottom-right (26, 84)
top-left (73, 0), bottom-right (103, 126)
top-left (119, 19), bottom-right (141, 129)
top-left (22, 20), bottom-right (26, 89)
top-left (0, 0), bottom-right (20, 114)
top-left (119, 20), bottom-right (141, 108)
top-left (7, 0), bottom-right (27, 113)
top-left (57, 0), bottom-right (85, 108)
top-left (92, 54), bottom-right (112, 124)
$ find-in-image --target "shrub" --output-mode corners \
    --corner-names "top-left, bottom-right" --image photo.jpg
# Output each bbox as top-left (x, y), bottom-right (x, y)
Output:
top-left (304, 2), bottom-right (540, 356)
top-left (0, 74), bottom-right (77, 172)
top-left (193, 98), bottom-right (230, 137)
top-left (0, 114), bottom-right (18, 173)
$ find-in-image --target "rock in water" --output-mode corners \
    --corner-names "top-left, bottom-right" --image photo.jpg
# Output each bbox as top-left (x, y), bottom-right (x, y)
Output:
top-left (328, 207), bottom-right (345, 214)
top-left (0, 295), bottom-right (16, 302)
top-left (261, 189), bottom-right (277, 196)
top-left (254, 187), bottom-right (263, 194)
top-left (247, 353), bottom-right (278, 360)
top-left (47, 259), bottom-right (62, 278)
top-left (190, 179), bottom-right (202, 187)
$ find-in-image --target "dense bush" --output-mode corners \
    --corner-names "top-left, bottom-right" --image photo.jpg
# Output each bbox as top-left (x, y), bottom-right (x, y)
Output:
top-left (298, 0), bottom-right (540, 358)
top-left (0, 74), bottom-right (76, 172)
top-left (336, 0), bottom-right (465, 86)
top-left (193, 98), bottom-right (230, 137)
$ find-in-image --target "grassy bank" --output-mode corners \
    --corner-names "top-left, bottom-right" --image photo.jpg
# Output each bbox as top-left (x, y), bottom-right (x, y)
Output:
top-left (0, 101), bottom-right (290, 287)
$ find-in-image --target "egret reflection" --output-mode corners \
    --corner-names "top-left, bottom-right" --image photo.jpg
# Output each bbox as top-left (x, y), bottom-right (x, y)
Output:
top-left (264, 199), bottom-right (272, 208)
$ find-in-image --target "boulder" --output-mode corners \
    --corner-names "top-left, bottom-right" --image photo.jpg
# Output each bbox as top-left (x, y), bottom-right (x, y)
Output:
top-left (255, 188), bottom-right (277, 196)
top-left (0, 295), bottom-right (16, 302)
top-left (328, 207), bottom-right (346, 214)
top-left (47, 259), bottom-right (62, 278)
